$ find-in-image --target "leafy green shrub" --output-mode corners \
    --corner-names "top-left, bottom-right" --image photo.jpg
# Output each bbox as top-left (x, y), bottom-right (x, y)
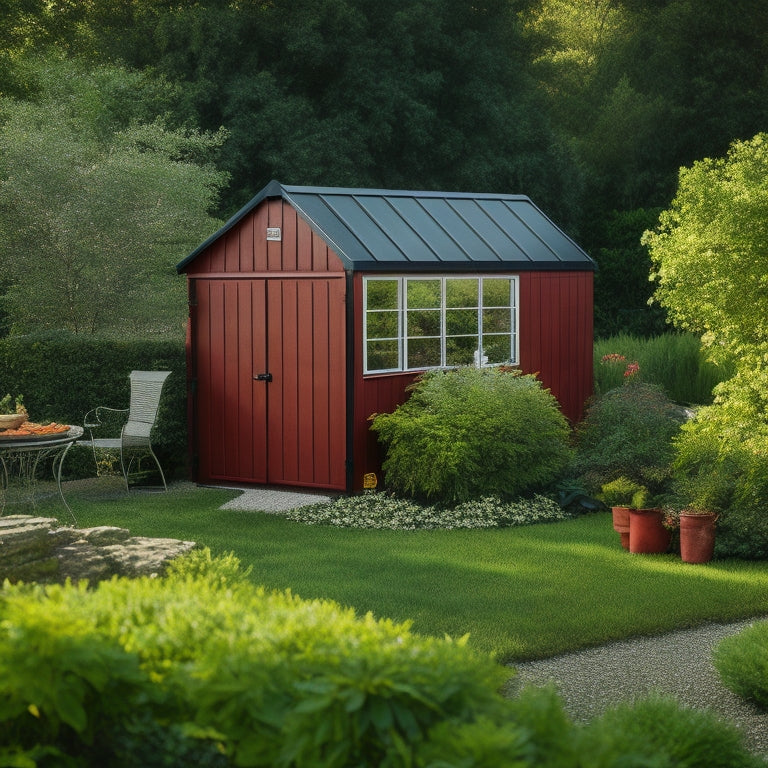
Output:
top-left (370, 368), bottom-right (572, 504)
top-left (713, 620), bottom-right (768, 710)
top-left (573, 381), bottom-right (685, 494)
top-left (287, 492), bottom-right (571, 529)
top-left (578, 694), bottom-right (762, 768)
top-left (0, 551), bottom-right (761, 767)
top-left (598, 477), bottom-right (648, 508)
top-left (0, 550), bottom-right (513, 767)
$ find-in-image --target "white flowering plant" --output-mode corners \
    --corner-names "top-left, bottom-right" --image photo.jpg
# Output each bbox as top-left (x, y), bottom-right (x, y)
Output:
top-left (285, 492), bottom-right (571, 530)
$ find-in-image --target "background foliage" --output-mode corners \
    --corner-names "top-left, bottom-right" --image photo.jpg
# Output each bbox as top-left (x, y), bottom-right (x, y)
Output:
top-left (0, 58), bottom-right (227, 336)
top-left (2, 0), bottom-right (768, 338)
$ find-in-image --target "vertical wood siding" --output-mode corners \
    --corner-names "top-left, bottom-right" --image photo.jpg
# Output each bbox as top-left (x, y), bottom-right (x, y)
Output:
top-left (185, 198), bottom-right (347, 489)
top-left (184, 196), bottom-right (593, 493)
top-left (184, 200), bottom-right (345, 275)
top-left (350, 271), bottom-right (593, 490)
top-left (518, 271), bottom-right (593, 424)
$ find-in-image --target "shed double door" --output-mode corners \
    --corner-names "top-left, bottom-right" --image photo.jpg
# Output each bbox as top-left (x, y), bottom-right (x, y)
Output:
top-left (193, 277), bottom-right (347, 489)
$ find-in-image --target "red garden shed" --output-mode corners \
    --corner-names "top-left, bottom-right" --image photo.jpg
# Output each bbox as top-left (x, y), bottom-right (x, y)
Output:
top-left (177, 181), bottom-right (595, 493)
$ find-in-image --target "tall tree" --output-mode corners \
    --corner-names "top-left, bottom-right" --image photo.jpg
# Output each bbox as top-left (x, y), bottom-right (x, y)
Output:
top-left (644, 133), bottom-right (768, 357)
top-left (58, 0), bottom-right (578, 223)
top-left (0, 60), bottom-right (228, 335)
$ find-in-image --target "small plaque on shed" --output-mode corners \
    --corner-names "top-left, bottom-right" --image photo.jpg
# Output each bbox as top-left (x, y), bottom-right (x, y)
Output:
top-left (363, 472), bottom-right (378, 490)
top-left (266, 227), bottom-right (282, 241)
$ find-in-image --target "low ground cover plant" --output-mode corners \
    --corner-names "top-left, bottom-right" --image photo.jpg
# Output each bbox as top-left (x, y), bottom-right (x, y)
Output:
top-left (369, 367), bottom-right (572, 504)
top-left (287, 492), bottom-right (570, 529)
top-left (0, 549), bottom-right (762, 768)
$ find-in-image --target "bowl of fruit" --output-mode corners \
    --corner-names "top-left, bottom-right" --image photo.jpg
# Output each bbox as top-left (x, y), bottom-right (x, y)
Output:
top-left (0, 394), bottom-right (28, 431)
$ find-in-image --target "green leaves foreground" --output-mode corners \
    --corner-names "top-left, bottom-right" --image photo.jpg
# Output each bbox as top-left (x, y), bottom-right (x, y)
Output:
top-left (0, 550), bottom-right (761, 768)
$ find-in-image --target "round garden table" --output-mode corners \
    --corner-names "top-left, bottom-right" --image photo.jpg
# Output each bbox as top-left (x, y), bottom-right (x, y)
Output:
top-left (0, 426), bottom-right (83, 522)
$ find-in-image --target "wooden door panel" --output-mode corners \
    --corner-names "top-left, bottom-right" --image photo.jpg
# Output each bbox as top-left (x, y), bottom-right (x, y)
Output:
top-left (266, 278), bottom-right (346, 488)
top-left (194, 277), bottom-right (346, 489)
top-left (195, 279), bottom-right (267, 483)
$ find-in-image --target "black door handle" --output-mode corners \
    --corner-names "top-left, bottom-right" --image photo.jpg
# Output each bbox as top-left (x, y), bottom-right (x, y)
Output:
top-left (254, 373), bottom-right (273, 382)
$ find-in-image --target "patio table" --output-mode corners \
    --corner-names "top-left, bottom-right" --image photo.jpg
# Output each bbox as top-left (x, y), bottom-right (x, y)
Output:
top-left (0, 426), bottom-right (83, 522)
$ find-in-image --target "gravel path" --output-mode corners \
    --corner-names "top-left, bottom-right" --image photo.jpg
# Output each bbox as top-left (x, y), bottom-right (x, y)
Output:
top-left (511, 618), bottom-right (768, 755)
top-left (217, 486), bottom-right (333, 511)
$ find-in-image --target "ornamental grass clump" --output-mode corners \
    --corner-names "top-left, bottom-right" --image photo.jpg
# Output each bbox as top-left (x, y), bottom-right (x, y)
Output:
top-left (369, 368), bottom-right (572, 504)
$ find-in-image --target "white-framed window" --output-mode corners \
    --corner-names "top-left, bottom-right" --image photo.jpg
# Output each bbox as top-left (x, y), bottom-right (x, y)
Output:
top-left (363, 275), bottom-right (519, 374)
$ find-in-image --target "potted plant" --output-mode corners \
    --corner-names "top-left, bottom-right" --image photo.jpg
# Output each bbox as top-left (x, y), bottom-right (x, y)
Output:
top-left (600, 477), bottom-right (648, 549)
top-left (629, 501), bottom-right (672, 555)
top-left (669, 469), bottom-right (726, 563)
top-left (0, 394), bottom-right (27, 431)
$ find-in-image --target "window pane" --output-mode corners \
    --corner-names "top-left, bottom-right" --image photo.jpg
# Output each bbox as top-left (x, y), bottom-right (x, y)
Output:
top-left (446, 308), bottom-right (478, 336)
top-left (407, 337), bottom-right (441, 368)
top-left (367, 340), bottom-right (399, 371)
top-left (407, 308), bottom-right (441, 337)
top-left (482, 308), bottom-right (511, 334)
top-left (446, 278), bottom-right (478, 308)
top-left (406, 279), bottom-right (441, 309)
top-left (483, 278), bottom-right (511, 307)
top-left (446, 336), bottom-right (477, 366)
top-left (367, 279), bottom-right (398, 310)
top-left (483, 334), bottom-right (511, 365)
top-left (366, 310), bottom-right (399, 339)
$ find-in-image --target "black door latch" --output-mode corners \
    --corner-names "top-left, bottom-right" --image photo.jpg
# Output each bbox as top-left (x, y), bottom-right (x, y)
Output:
top-left (254, 373), bottom-right (273, 382)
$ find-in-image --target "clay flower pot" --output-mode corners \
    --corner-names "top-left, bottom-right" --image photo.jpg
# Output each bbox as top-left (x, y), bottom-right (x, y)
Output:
top-left (679, 511), bottom-right (718, 564)
top-left (611, 506), bottom-right (631, 549)
top-left (629, 508), bottom-right (671, 554)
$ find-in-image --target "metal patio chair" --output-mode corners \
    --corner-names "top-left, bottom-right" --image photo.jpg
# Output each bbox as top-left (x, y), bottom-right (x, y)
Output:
top-left (80, 370), bottom-right (171, 491)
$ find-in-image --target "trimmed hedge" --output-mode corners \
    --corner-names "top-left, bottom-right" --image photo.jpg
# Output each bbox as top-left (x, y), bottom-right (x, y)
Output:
top-left (0, 330), bottom-right (187, 479)
top-left (0, 550), bottom-right (761, 768)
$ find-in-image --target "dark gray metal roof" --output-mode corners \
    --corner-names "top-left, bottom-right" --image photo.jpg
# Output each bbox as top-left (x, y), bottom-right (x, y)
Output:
top-left (177, 180), bottom-right (595, 272)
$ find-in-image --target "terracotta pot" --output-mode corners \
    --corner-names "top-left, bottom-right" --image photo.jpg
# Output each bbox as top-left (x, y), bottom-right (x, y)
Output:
top-left (679, 511), bottom-right (717, 564)
top-left (629, 508), bottom-right (671, 554)
top-left (611, 506), bottom-right (631, 549)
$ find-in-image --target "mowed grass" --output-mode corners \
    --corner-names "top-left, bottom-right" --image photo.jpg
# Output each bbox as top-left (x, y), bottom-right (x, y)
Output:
top-left (34, 480), bottom-right (768, 663)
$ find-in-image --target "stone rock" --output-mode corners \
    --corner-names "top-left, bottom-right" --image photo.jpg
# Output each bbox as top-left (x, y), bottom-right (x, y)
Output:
top-left (80, 526), bottom-right (133, 546)
top-left (0, 515), bottom-right (196, 584)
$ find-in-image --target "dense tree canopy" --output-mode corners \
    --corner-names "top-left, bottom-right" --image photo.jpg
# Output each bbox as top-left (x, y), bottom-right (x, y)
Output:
top-left (645, 133), bottom-right (768, 358)
top-left (0, 60), bottom-right (228, 335)
top-left (1, 0), bottom-right (766, 336)
top-left (644, 133), bottom-right (768, 444)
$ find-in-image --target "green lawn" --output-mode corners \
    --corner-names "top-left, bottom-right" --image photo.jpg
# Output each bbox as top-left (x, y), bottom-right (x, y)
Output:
top-left (33, 480), bottom-right (768, 663)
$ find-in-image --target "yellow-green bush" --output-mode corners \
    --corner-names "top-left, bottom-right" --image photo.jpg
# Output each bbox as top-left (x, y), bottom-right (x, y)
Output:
top-left (0, 550), bottom-right (515, 767)
top-left (0, 551), bottom-right (761, 767)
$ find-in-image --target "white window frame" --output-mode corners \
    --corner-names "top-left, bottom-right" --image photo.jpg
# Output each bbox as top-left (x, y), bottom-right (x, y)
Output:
top-left (363, 274), bottom-right (519, 375)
